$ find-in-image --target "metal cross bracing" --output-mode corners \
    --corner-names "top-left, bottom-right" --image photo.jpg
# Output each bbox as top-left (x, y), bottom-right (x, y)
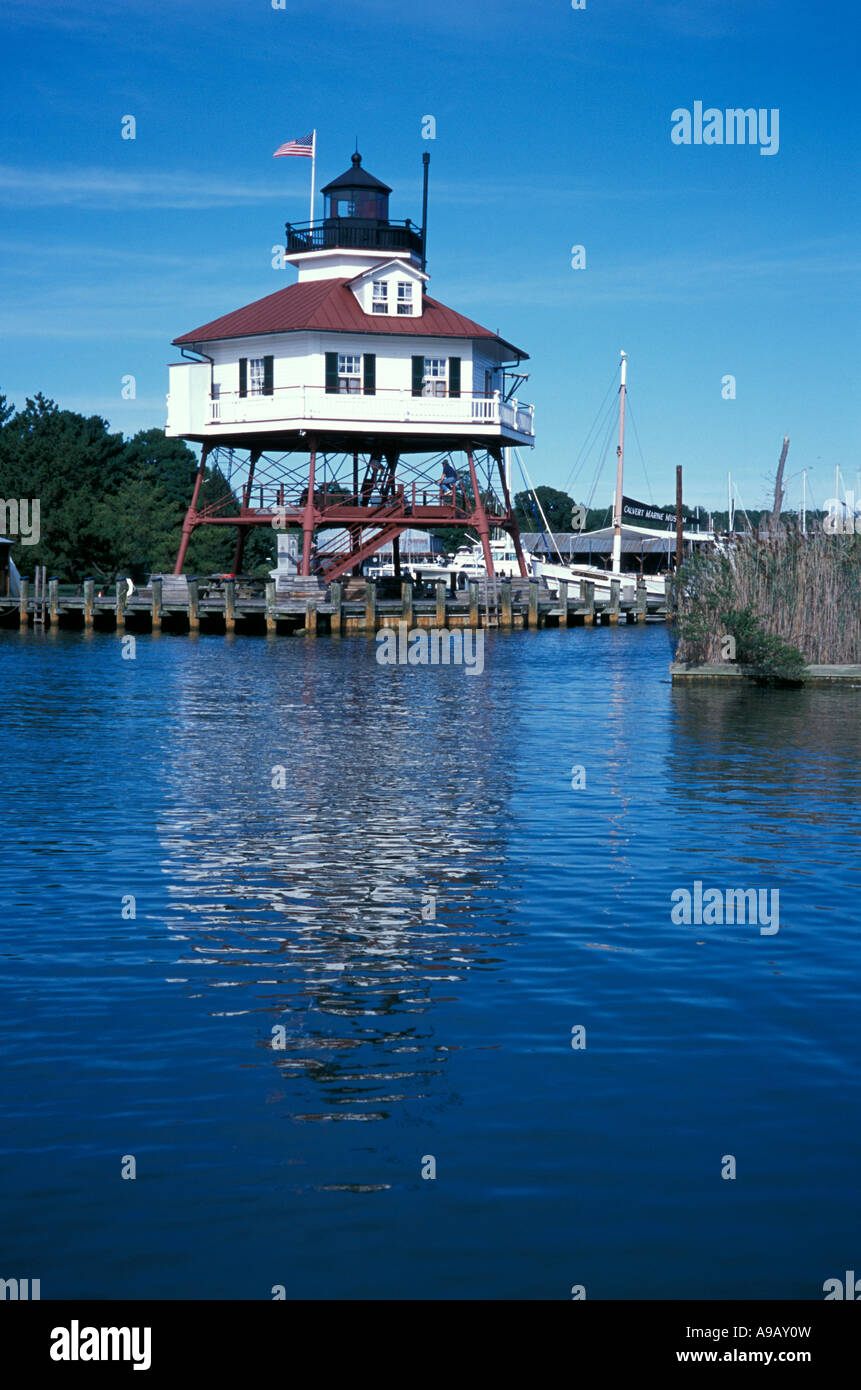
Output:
top-left (173, 441), bottom-right (528, 581)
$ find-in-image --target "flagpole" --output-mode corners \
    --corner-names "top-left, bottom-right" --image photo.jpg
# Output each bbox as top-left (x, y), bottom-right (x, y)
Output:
top-left (309, 130), bottom-right (316, 229)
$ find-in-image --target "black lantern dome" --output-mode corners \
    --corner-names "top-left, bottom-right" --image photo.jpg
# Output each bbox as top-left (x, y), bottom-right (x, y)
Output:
top-left (320, 152), bottom-right (391, 222)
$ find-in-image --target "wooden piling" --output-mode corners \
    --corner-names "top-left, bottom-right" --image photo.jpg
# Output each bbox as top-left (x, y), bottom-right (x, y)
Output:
top-left (401, 580), bottom-right (413, 627)
top-left (187, 577), bottom-right (199, 632)
top-left (608, 579), bottom-right (620, 625)
top-left (115, 578), bottom-right (126, 631)
top-left (665, 574), bottom-right (674, 620)
top-left (83, 578), bottom-right (95, 629)
top-left (18, 577), bottom-right (29, 628)
top-left (559, 579), bottom-right (569, 626)
top-left (582, 580), bottom-right (595, 626)
top-left (364, 579), bottom-right (377, 631)
top-left (636, 578), bottom-right (647, 624)
top-left (150, 577), bottom-right (162, 632)
top-left (435, 580), bottom-right (447, 627)
top-left (469, 580), bottom-right (479, 628)
top-left (49, 578), bottom-right (59, 626)
top-left (265, 581), bottom-right (277, 633)
top-left (500, 577), bottom-right (512, 628)
top-left (305, 597), bottom-right (318, 634)
top-left (329, 581), bottom-right (342, 635)
top-left (33, 566), bottom-right (46, 626)
top-left (528, 579), bottom-right (540, 629)
top-left (224, 578), bottom-right (236, 633)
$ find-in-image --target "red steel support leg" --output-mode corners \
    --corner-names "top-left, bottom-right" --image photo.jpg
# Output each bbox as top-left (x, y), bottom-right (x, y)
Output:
top-left (493, 445), bottom-right (528, 577)
top-left (232, 448), bottom-right (261, 574)
top-left (509, 526), bottom-right (529, 579)
top-left (301, 443), bottom-right (316, 576)
top-left (466, 450), bottom-right (495, 577)
top-left (174, 442), bottom-right (211, 575)
top-left (352, 452), bottom-right (361, 575)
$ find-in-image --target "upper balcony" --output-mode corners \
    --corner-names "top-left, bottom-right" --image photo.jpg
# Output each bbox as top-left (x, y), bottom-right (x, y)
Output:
top-left (165, 362), bottom-right (534, 446)
top-left (284, 218), bottom-right (424, 259)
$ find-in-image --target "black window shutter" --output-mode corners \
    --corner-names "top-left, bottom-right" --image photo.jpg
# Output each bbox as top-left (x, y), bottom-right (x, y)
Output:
top-left (449, 356), bottom-right (461, 398)
top-left (411, 355), bottom-right (425, 397)
top-left (263, 355), bottom-right (274, 396)
top-left (363, 353), bottom-right (376, 396)
top-left (238, 358), bottom-right (248, 398)
top-left (325, 352), bottom-right (339, 394)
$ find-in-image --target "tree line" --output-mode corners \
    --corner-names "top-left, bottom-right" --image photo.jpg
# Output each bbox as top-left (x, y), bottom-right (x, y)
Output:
top-left (0, 393), bottom-right (275, 582)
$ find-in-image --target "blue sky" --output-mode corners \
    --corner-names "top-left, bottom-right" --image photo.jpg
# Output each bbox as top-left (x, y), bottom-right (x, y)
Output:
top-left (0, 0), bottom-right (857, 514)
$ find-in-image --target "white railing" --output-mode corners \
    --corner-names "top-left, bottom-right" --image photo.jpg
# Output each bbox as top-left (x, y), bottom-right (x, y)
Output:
top-left (195, 387), bottom-right (534, 436)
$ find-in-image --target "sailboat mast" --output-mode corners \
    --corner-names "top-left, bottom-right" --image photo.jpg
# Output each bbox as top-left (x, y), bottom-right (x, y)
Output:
top-left (612, 350), bottom-right (628, 577)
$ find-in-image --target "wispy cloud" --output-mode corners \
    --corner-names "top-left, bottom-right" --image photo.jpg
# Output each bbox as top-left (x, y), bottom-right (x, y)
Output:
top-left (430, 180), bottom-right (682, 208)
top-left (0, 239), bottom-right (256, 280)
top-left (0, 0), bottom-right (243, 35)
top-left (443, 242), bottom-right (860, 309)
top-left (0, 316), bottom-right (169, 341)
top-left (0, 164), bottom-right (300, 210)
top-left (0, 162), bottom-right (707, 213)
top-left (646, 0), bottom-right (780, 40)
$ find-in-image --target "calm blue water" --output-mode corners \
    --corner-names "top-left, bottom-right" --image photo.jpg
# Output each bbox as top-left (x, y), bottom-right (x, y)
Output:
top-left (1, 623), bottom-right (859, 1299)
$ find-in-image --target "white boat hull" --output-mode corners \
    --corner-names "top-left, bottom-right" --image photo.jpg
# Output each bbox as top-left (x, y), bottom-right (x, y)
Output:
top-left (531, 560), bottom-right (666, 603)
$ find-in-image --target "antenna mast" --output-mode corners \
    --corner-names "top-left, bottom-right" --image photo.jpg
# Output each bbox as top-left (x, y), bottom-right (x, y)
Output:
top-left (420, 152), bottom-right (430, 275)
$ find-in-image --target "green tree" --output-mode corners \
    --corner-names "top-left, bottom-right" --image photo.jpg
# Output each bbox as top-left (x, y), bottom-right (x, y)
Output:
top-left (0, 394), bottom-right (126, 579)
top-left (514, 485), bottom-right (579, 533)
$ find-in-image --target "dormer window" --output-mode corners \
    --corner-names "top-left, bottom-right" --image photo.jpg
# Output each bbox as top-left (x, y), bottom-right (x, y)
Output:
top-left (397, 281), bottom-right (414, 315)
top-left (372, 281), bottom-right (388, 314)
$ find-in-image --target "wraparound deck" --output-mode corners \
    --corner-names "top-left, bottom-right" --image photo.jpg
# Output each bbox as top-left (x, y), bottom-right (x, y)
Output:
top-left (166, 371), bottom-right (534, 446)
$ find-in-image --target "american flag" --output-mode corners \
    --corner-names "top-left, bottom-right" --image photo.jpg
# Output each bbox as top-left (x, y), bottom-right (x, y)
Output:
top-left (273, 131), bottom-right (315, 158)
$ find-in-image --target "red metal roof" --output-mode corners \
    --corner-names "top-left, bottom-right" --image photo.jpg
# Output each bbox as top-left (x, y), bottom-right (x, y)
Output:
top-left (172, 278), bottom-right (527, 358)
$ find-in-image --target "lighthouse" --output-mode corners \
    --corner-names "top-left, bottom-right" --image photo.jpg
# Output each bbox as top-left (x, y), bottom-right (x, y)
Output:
top-left (166, 150), bottom-right (535, 579)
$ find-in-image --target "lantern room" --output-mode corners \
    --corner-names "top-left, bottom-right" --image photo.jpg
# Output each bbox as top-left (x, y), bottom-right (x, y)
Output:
top-left (322, 151), bottom-right (391, 222)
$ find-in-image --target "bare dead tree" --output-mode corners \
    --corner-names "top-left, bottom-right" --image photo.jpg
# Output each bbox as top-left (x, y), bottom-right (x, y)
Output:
top-left (770, 435), bottom-right (790, 531)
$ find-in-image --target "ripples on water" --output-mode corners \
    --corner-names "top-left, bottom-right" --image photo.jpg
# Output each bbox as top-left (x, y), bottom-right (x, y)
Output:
top-left (1, 626), bottom-right (859, 1298)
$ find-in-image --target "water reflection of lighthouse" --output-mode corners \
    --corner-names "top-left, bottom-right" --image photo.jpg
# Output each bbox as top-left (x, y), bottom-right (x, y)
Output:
top-left (155, 642), bottom-right (524, 1122)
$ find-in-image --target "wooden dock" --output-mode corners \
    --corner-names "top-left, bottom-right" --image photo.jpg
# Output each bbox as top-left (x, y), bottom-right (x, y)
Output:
top-left (9, 574), bottom-right (668, 635)
top-left (670, 661), bottom-right (861, 684)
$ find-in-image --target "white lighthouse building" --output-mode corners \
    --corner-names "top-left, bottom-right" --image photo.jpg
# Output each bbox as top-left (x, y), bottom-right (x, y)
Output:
top-left (166, 150), bottom-right (534, 579)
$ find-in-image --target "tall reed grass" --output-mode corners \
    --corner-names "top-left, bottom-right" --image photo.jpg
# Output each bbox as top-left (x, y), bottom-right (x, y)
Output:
top-left (673, 528), bottom-right (861, 670)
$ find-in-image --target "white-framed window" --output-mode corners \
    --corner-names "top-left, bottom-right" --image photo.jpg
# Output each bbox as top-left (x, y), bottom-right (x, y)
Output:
top-left (397, 281), bottom-right (414, 315)
top-left (249, 358), bottom-right (266, 395)
top-left (338, 353), bottom-right (361, 393)
top-left (423, 357), bottom-right (446, 397)
top-left (485, 369), bottom-right (493, 397)
top-left (372, 280), bottom-right (388, 313)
